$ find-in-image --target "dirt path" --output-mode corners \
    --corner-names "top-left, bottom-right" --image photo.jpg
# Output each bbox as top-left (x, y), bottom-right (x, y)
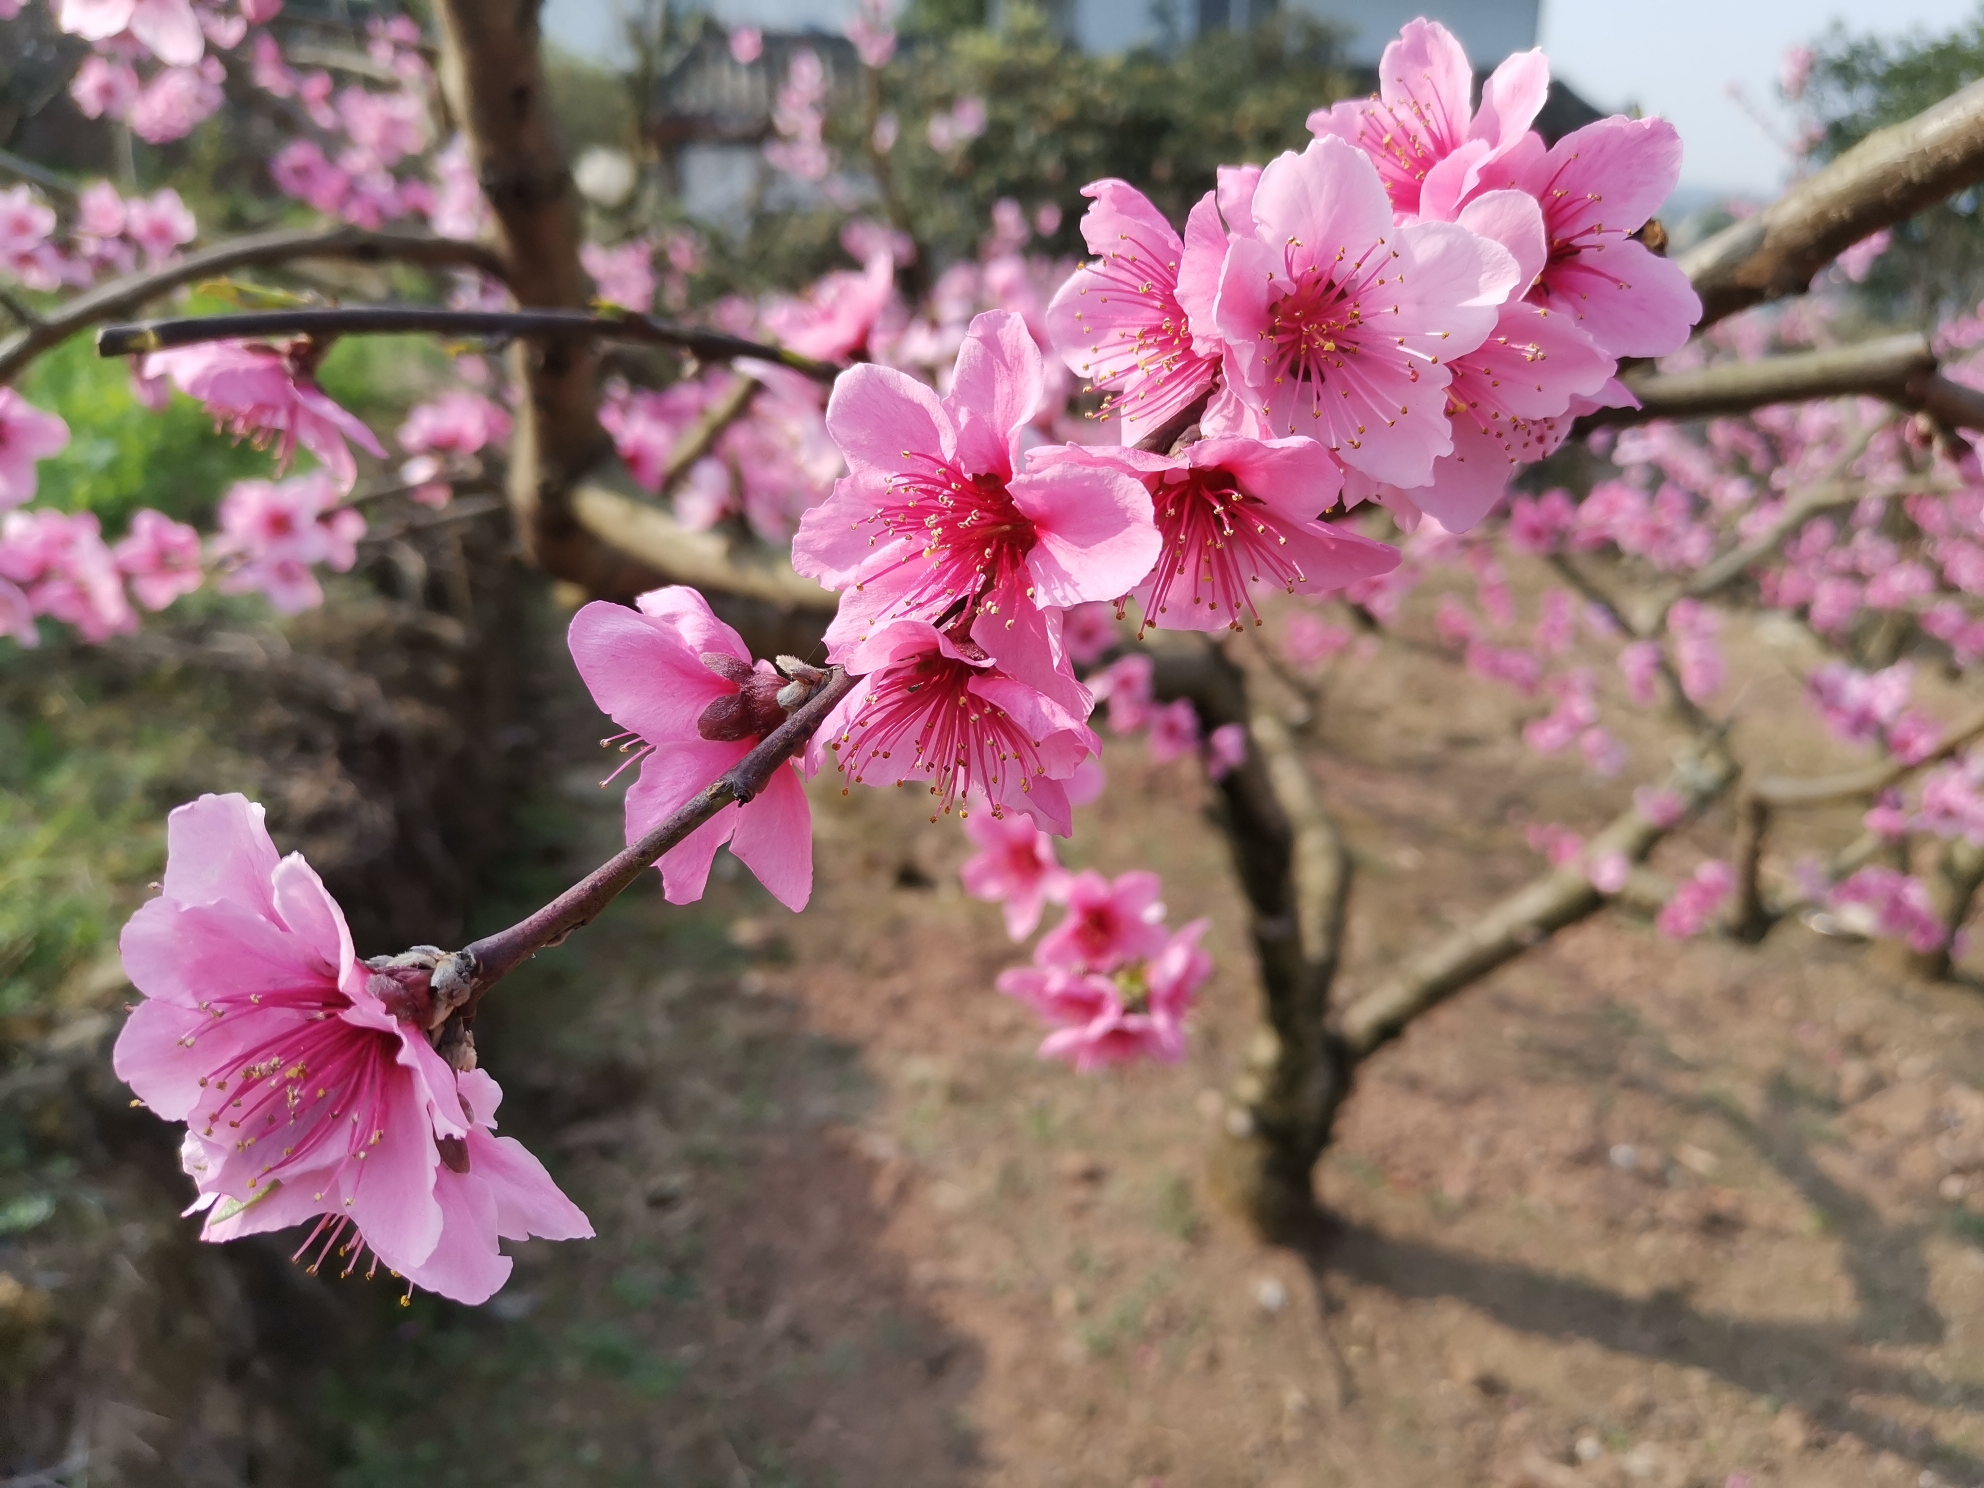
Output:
top-left (326, 612), bottom-right (1984, 1488)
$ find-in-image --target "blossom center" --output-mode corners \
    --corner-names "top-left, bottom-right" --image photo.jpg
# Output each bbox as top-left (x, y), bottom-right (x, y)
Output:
top-left (1263, 255), bottom-right (1373, 429)
top-left (1140, 469), bottom-right (1311, 631)
top-left (867, 462), bottom-right (1036, 625)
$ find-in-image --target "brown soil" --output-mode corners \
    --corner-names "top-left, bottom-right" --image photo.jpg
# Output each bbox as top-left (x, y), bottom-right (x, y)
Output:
top-left (319, 576), bottom-right (1984, 1488)
top-left (23, 568), bottom-right (1984, 1487)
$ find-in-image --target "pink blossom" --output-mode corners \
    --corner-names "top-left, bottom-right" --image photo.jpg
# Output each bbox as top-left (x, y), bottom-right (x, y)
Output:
top-left (1586, 850), bottom-right (1630, 894)
top-left (809, 621), bottom-right (1097, 835)
top-left (568, 588), bottom-right (817, 910)
top-left (729, 26), bottom-right (763, 64)
top-left (1509, 489), bottom-right (1576, 554)
top-left (927, 96), bottom-right (986, 152)
top-left (1828, 866), bottom-right (1944, 953)
top-left (1397, 191), bottom-right (1614, 530)
top-left (240, 0), bottom-right (282, 23)
top-left (76, 180), bottom-right (127, 241)
top-left (114, 793), bottom-right (589, 1305)
top-left (1511, 117), bottom-right (1702, 359)
top-left (113, 508), bottom-right (204, 610)
top-left (960, 810), bottom-right (1069, 939)
top-left (1044, 179), bottom-right (1223, 441)
top-left (0, 185), bottom-right (55, 262)
top-left (1865, 558), bottom-right (1934, 609)
top-left (129, 61), bottom-right (227, 144)
top-left (1060, 601), bottom-right (1118, 666)
top-left (1807, 661), bottom-right (1912, 747)
top-left (214, 472), bottom-right (364, 613)
top-left (1836, 230), bottom-right (1889, 283)
top-left (1307, 19), bottom-right (1548, 220)
top-left (1037, 869), bottom-right (1168, 973)
top-left (146, 342), bottom-right (385, 490)
top-left (846, 0), bottom-right (896, 69)
top-left (1889, 709), bottom-right (1942, 765)
top-left (1667, 598), bottom-right (1724, 703)
top-left (1206, 136), bottom-right (1519, 489)
top-left (1205, 722), bottom-right (1248, 781)
top-left (0, 508), bottom-right (135, 641)
top-left (397, 391), bottom-right (511, 458)
top-left (271, 140), bottom-right (352, 215)
top-left (1524, 670), bottom-right (1599, 756)
top-left (1048, 434), bottom-right (1396, 632)
top-left (71, 55), bottom-right (141, 119)
top-left (1090, 652), bottom-right (1154, 733)
top-left (1526, 821), bottom-right (1585, 867)
top-left (0, 390), bottom-right (71, 510)
top-left (0, 577), bottom-right (35, 647)
top-left (1916, 760), bottom-right (1984, 843)
top-left (1633, 786), bottom-right (1686, 828)
top-left (580, 239), bottom-right (655, 314)
top-left (1146, 697), bottom-right (1201, 763)
top-left (57, 0), bottom-right (205, 65)
top-left (1001, 919), bottom-right (1211, 1072)
top-left (764, 252), bottom-right (896, 361)
top-left (1781, 45), bottom-right (1815, 102)
top-left (336, 85), bottom-right (429, 170)
top-left (426, 138), bottom-right (486, 241)
top-left (1657, 860), bottom-right (1734, 939)
top-left (124, 188), bottom-right (197, 263)
top-left (1282, 611), bottom-right (1351, 670)
top-left (794, 311), bottom-right (1157, 711)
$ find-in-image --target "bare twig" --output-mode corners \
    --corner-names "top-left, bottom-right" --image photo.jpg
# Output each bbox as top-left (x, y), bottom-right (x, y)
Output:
top-left (1682, 77), bottom-right (1984, 328)
top-left (95, 306), bottom-right (842, 381)
top-left (658, 374), bottom-right (762, 495)
top-left (0, 226), bottom-right (509, 387)
top-left (448, 666), bottom-right (856, 1006)
top-left (1336, 745), bottom-right (1741, 1059)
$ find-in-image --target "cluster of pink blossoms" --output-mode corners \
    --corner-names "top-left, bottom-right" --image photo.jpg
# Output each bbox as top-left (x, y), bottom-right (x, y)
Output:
top-left (0, 181), bottom-right (196, 292)
top-left (989, 864), bottom-right (1211, 1071)
top-left (114, 794), bottom-right (590, 1304)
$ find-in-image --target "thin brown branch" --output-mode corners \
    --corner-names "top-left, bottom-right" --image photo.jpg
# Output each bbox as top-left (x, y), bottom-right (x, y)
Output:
top-left (445, 666), bottom-right (856, 1009)
top-left (1681, 77), bottom-right (1984, 328)
top-left (569, 473), bottom-right (839, 613)
top-left (1336, 744), bottom-right (1740, 1060)
top-left (0, 226), bottom-right (509, 387)
top-left (95, 306), bottom-right (841, 381)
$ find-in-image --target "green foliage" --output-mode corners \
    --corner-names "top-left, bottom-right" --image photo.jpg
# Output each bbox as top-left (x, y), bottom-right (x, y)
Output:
top-left (0, 646), bottom-right (259, 1033)
top-left (685, 3), bottom-right (1352, 297)
top-left (877, 7), bottom-right (1352, 265)
top-left (1807, 9), bottom-right (1984, 318)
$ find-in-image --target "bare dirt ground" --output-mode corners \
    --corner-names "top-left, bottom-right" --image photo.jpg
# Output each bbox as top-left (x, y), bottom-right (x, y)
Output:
top-left (279, 581), bottom-right (1984, 1486)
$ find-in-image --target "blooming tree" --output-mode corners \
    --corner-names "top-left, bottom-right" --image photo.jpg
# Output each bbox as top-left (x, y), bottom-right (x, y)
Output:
top-left (7, 0), bottom-right (1984, 1290)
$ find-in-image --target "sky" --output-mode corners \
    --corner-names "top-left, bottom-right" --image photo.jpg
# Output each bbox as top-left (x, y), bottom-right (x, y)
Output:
top-left (542, 0), bottom-right (1984, 196)
top-left (1538, 0), bottom-right (1980, 198)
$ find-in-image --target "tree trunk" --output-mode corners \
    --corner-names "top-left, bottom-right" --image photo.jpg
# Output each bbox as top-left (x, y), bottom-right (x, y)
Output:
top-left (1151, 642), bottom-right (1352, 1235)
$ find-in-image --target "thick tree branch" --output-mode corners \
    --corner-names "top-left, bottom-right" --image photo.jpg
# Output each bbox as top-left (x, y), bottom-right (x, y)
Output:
top-left (444, 666), bottom-right (856, 1008)
top-left (1751, 703), bottom-right (1984, 807)
top-left (0, 227), bottom-right (509, 387)
top-left (1599, 334), bottom-right (1935, 427)
top-left (569, 471), bottom-right (839, 612)
top-left (1681, 77), bottom-right (1984, 328)
top-left (1337, 745), bottom-right (1740, 1059)
top-left (95, 305), bottom-right (840, 380)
